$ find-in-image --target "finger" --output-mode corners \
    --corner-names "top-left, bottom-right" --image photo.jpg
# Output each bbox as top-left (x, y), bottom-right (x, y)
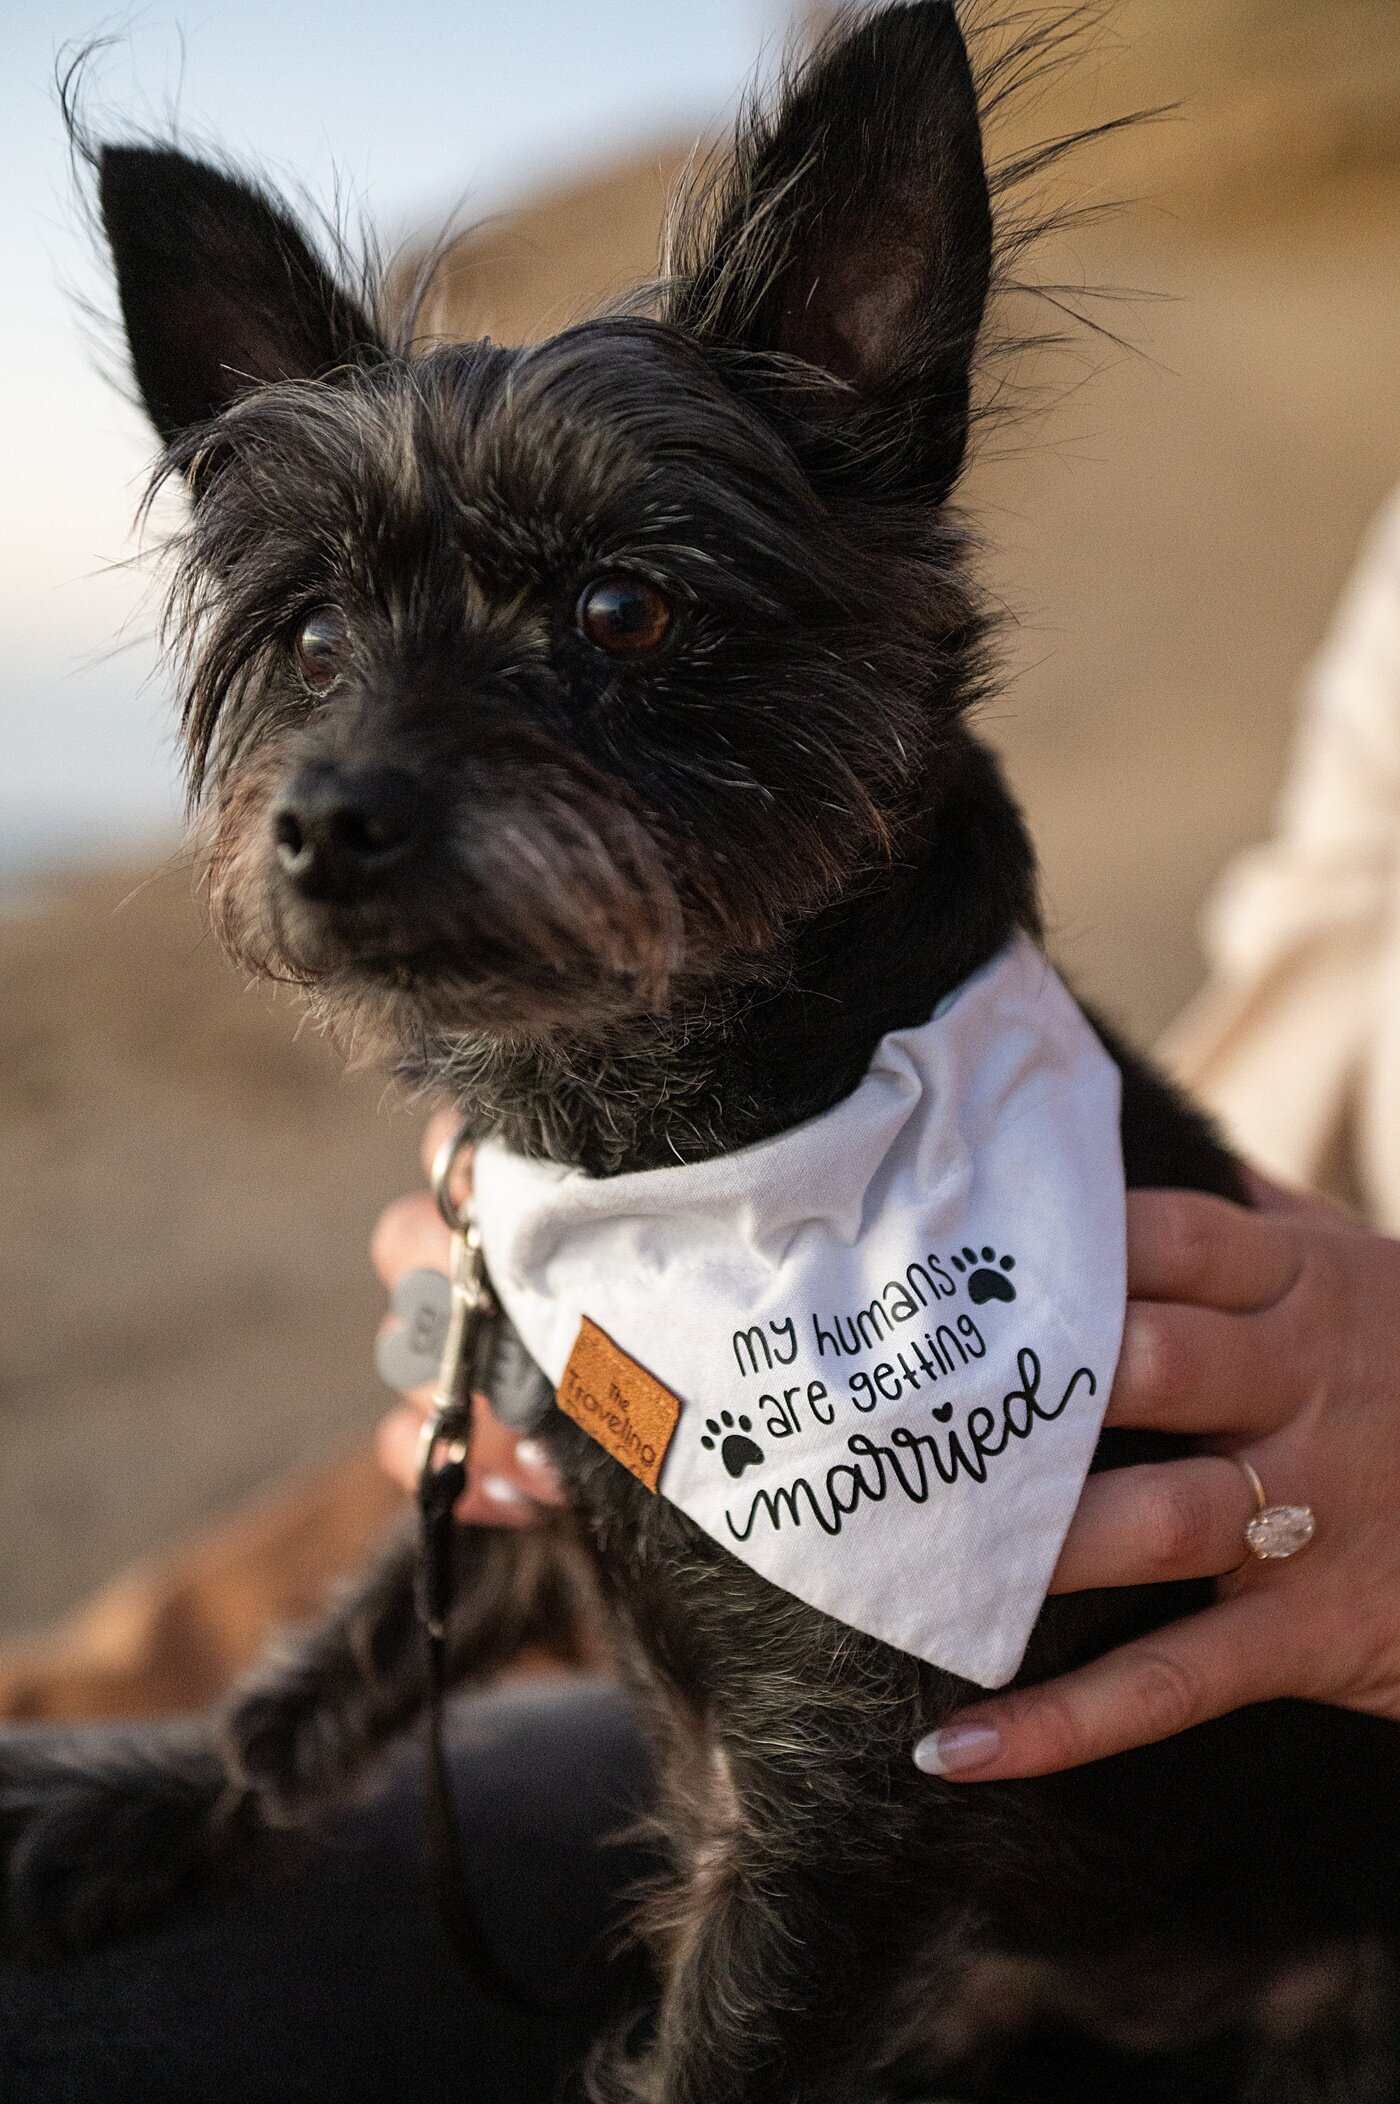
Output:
top-left (512, 1436), bottom-right (569, 1505)
top-left (1126, 1188), bottom-right (1301, 1311)
top-left (1106, 1301), bottom-right (1303, 1435)
top-left (379, 1376), bottom-right (568, 1497)
top-left (1048, 1458), bottom-right (1258, 1593)
top-left (376, 1394), bottom-right (559, 1529)
top-left (420, 1108), bottom-right (471, 1190)
top-left (370, 1193), bottom-right (452, 1288)
top-left (913, 1592), bottom-right (1284, 1780)
top-left (1242, 1167), bottom-right (1365, 1230)
top-left (379, 1404), bottom-right (539, 1526)
top-left (377, 1401), bottom-right (429, 1492)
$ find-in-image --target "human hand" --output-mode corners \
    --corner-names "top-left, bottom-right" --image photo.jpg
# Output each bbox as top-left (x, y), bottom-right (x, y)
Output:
top-left (373, 1109), bottom-right (566, 1528)
top-left (915, 1174), bottom-right (1400, 1778)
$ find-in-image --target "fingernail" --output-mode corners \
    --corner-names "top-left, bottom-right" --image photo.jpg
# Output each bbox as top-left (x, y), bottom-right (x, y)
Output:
top-left (380, 1408), bottom-right (418, 1462)
top-left (913, 1722), bottom-right (1001, 1777)
top-left (481, 1474), bottom-right (529, 1508)
top-left (513, 1439), bottom-right (553, 1478)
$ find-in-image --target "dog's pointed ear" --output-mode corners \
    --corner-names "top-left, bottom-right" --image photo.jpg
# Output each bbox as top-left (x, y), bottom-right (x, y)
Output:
top-left (98, 145), bottom-right (381, 453)
top-left (669, 1), bottom-right (992, 497)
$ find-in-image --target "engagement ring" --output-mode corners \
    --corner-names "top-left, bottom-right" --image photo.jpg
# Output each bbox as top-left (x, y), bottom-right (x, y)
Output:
top-left (1232, 1455), bottom-right (1316, 1561)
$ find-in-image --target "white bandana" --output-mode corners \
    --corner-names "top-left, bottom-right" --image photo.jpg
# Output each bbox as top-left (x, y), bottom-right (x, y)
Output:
top-left (473, 935), bottom-right (1126, 1688)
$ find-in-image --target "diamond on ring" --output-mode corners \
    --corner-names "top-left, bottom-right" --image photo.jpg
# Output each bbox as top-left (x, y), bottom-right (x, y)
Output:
top-left (1244, 1504), bottom-right (1316, 1560)
top-left (1229, 1455), bottom-right (1316, 1561)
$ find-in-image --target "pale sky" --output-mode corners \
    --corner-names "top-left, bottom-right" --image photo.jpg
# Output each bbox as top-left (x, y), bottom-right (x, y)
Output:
top-left (1, 0), bottom-right (785, 875)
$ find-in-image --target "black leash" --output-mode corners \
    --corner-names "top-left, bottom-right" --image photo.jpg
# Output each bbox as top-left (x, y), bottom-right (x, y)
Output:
top-left (412, 1126), bottom-right (526, 2002)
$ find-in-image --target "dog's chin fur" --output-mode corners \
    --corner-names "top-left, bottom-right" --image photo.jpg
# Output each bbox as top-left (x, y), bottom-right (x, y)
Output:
top-left (298, 963), bottom-right (705, 1074)
top-left (200, 732), bottom-right (893, 1119)
top-left (199, 719), bottom-right (879, 1080)
top-left (282, 938), bottom-right (805, 1172)
top-left (204, 824), bottom-right (805, 1100)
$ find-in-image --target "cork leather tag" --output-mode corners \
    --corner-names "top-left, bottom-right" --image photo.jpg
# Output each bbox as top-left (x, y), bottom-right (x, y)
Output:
top-left (557, 1316), bottom-right (681, 1493)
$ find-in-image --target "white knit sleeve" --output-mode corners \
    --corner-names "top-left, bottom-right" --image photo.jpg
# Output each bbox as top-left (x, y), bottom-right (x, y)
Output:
top-left (1163, 489), bottom-right (1400, 1204)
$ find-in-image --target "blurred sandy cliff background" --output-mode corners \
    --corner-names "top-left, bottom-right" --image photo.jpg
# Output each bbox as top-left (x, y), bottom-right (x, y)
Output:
top-left (2, 0), bottom-right (1399, 1704)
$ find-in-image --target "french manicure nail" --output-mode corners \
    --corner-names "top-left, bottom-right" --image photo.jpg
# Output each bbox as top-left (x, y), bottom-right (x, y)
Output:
top-left (481, 1474), bottom-right (529, 1508)
top-left (912, 1722), bottom-right (1001, 1777)
top-left (514, 1439), bottom-right (553, 1477)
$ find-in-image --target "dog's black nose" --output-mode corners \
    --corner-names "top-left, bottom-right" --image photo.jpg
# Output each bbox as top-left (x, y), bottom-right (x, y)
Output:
top-left (273, 766), bottom-right (423, 900)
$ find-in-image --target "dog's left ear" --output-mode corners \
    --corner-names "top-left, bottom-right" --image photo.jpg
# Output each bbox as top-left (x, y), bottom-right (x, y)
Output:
top-left (669, 1), bottom-right (991, 498)
top-left (98, 144), bottom-right (381, 455)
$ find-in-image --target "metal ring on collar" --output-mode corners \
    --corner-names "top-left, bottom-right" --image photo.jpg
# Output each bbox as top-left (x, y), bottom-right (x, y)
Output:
top-left (430, 1118), bottom-right (476, 1234)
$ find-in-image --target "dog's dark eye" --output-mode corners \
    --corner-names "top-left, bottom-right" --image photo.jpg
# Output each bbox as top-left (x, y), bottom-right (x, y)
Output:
top-left (293, 606), bottom-right (353, 693)
top-left (575, 577), bottom-right (673, 657)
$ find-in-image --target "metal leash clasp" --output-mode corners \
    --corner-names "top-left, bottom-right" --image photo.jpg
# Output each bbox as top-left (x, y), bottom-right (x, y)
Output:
top-left (415, 1119), bottom-right (495, 1639)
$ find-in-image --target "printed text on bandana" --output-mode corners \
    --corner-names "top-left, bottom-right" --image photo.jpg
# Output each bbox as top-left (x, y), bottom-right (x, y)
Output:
top-left (681, 1240), bottom-right (1097, 1540)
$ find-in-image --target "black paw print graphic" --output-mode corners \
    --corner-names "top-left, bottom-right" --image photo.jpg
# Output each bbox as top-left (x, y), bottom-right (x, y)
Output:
top-left (950, 1244), bottom-right (1017, 1305)
top-left (701, 1411), bottom-right (764, 1479)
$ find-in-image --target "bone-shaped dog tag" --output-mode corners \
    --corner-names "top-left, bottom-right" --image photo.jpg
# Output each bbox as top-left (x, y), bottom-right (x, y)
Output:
top-left (376, 1267), bottom-right (453, 1392)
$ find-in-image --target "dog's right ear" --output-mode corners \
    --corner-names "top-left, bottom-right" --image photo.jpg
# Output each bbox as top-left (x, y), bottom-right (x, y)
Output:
top-left (668, 2), bottom-right (992, 500)
top-left (99, 145), bottom-right (381, 454)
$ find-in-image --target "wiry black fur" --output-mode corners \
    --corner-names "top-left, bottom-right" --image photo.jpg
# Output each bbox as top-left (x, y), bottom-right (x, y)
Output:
top-left (9, 8), bottom-right (1400, 2101)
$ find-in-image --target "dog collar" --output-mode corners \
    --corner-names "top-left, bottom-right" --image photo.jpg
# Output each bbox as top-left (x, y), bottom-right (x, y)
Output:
top-left (474, 934), bottom-right (1126, 1688)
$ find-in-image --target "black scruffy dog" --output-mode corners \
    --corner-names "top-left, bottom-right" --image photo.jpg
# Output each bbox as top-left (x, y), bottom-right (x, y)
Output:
top-left (5, 7), bottom-right (1399, 2099)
